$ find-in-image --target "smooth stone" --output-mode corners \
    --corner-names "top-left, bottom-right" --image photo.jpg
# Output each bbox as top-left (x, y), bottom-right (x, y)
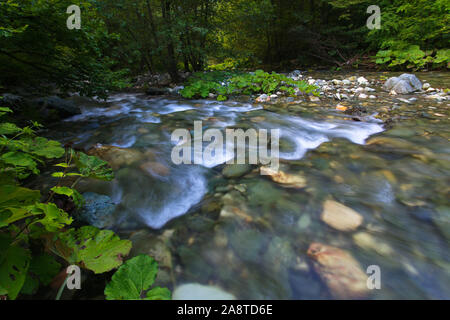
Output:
top-left (353, 232), bottom-right (394, 256)
top-left (307, 243), bottom-right (369, 299)
top-left (222, 164), bottom-right (252, 178)
top-left (260, 166), bottom-right (307, 189)
top-left (77, 192), bottom-right (116, 229)
top-left (357, 77), bottom-right (369, 85)
top-left (383, 74), bottom-right (422, 94)
top-left (87, 144), bottom-right (144, 170)
top-left (173, 283), bottom-right (236, 300)
top-left (255, 94), bottom-right (269, 103)
top-left (321, 200), bottom-right (363, 231)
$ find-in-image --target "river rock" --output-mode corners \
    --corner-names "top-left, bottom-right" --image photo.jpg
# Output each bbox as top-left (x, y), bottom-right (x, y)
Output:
top-left (307, 243), bottom-right (369, 299)
top-left (128, 230), bottom-right (172, 269)
top-left (260, 166), bottom-right (307, 189)
top-left (383, 74), bottom-right (422, 94)
top-left (77, 192), bottom-right (116, 229)
top-left (256, 94), bottom-right (270, 103)
top-left (87, 144), bottom-right (144, 170)
top-left (353, 232), bottom-right (394, 256)
top-left (222, 164), bottom-right (253, 178)
top-left (140, 161), bottom-right (170, 177)
top-left (173, 283), bottom-right (236, 300)
top-left (321, 200), bottom-right (363, 231)
top-left (357, 77), bottom-right (369, 86)
top-left (32, 96), bottom-right (82, 118)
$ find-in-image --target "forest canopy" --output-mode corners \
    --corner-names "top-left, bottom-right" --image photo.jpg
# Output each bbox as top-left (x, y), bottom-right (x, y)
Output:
top-left (0, 0), bottom-right (449, 97)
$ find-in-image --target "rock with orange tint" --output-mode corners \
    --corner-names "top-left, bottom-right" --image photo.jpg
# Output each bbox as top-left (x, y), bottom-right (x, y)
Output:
top-left (336, 104), bottom-right (348, 112)
top-left (307, 243), bottom-right (369, 299)
top-left (321, 200), bottom-right (363, 231)
top-left (87, 144), bottom-right (144, 170)
top-left (260, 166), bottom-right (307, 189)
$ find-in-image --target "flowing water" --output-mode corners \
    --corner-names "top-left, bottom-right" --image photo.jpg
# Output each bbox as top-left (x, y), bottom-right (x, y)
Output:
top-left (44, 72), bottom-right (450, 300)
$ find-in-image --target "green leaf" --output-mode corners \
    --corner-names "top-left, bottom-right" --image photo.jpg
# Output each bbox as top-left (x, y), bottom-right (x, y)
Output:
top-left (51, 186), bottom-right (84, 208)
top-left (105, 255), bottom-right (170, 300)
top-left (146, 287), bottom-right (172, 300)
top-left (53, 226), bottom-right (132, 274)
top-left (21, 254), bottom-right (61, 295)
top-left (22, 137), bottom-right (65, 159)
top-left (74, 152), bottom-right (114, 181)
top-left (0, 122), bottom-right (21, 135)
top-left (0, 234), bottom-right (31, 300)
top-left (0, 151), bottom-right (39, 174)
top-left (0, 185), bottom-right (40, 227)
top-left (28, 203), bottom-right (73, 232)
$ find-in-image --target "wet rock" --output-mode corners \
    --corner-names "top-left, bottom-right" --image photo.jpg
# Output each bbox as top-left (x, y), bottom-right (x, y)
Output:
top-left (321, 200), bottom-right (363, 231)
top-left (140, 161), bottom-right (170, 177)
top-left (297, 214), bottom-right (312, 230)
top-left (260, 166), bottom-right (307, 189)
top-left (353, 232), bottom-right (394, 256)
top-left (128, 230), bottom-right (172, 269)
top-left (358, 93), bottom-right (368, 99)
top-left (256, 94), bottom-right (270, 103)
top-left (383, 74), bottom-right (422, 94)
top-left (288, 70), bottom-right (303, 80)
top-left (309, 96), bottom-right (320, 102)
top-left (357, 77), bottom-right (369, 86)
top-left (87, 144), bottom-right (144, 170)
top-left (230, 229), bottom-right (268, 263)
top-left (77, 192), bottom-right (116, 229)
top-left (307, 243), bottom-right (369, 299)
top-left (173, 283), bottom-right (236, 300)
top-left (146, 87), bottom-right (170, 96)
top-left (32, 96), bottom-right (82, 118)
top-left (222, 164), bottom-right (253, 178)
top-left (264, 237), bottom-right (295, 272)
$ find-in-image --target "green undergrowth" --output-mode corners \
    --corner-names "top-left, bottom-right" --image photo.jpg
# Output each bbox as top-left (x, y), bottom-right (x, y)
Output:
top-left (180, 70), bottom-right (319, 100)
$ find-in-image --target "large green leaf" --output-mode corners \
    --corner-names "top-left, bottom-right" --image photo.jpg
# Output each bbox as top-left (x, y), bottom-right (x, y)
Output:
top-left (0, 234), bottom-right (31, 300)
top-left (0, 151), bottom-right (39, 174)
top-left (19, 137), bottom-right (65, 159)
top-left (28, 203), bottom-right (73, 232)
top-left (0, 122), bottom-right (21, 135)
top-left (0, 185), bottom-right (40, 227)
top-left (53, 226), bottom-right (132, 274)
top-left (104, 255), bottom-right (171, 300)
top-left (21, 253), bottom-right (61, 295)
top-left (74, 152), bottom-right (114, 181)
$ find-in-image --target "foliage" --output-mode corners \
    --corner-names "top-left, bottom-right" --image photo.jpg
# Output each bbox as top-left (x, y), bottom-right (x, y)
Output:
top-left (0, 0), bottom-right (131, 98)
top-left (180, 70), bottom-right (318, 100)
top-left (0, 108), bottom-right (133, 300)
top-left (104, 255), bottom-right (171, 300)
top-left (47, 226), bottom-right (132, 274)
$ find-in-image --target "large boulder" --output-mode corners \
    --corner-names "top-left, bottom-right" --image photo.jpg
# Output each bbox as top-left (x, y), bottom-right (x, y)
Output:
top-left (77, 192), bottom-right (116, 229)
top-left (32, 96), bottom-right (81, 118)
top-left (382, 74), bottom-right (422, 94)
